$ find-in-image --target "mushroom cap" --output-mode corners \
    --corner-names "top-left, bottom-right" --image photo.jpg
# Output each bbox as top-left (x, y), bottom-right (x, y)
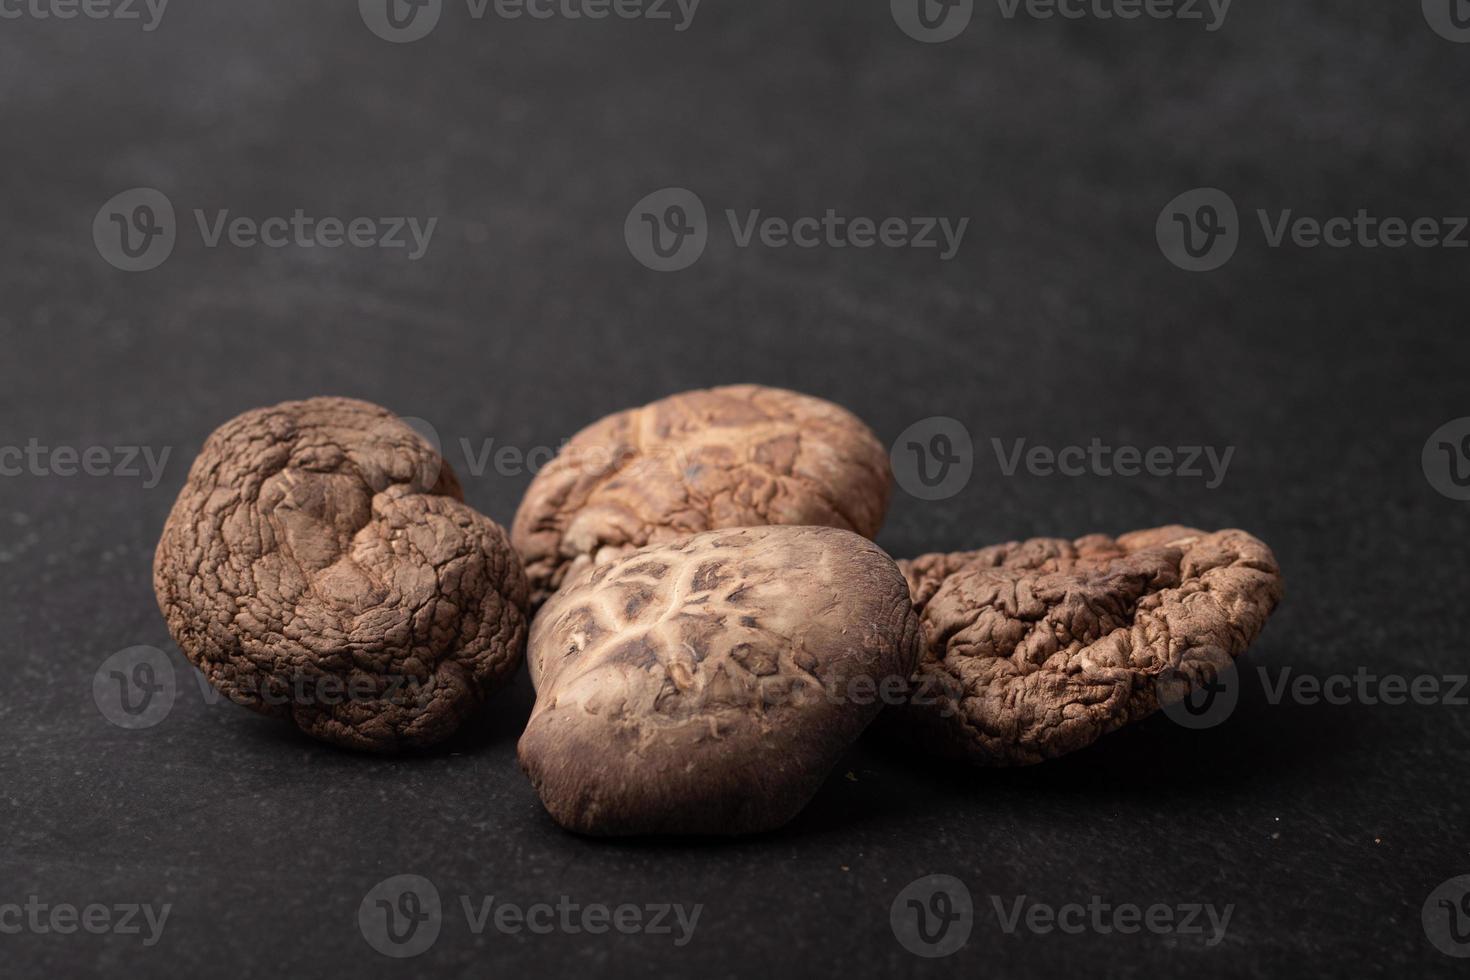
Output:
top-left (511, 385), bottom-right (891, 607)
top-left (889, 526), bottom-right (1284, 765)
top-left (518, 525), bottom-right (920, 836)
top-left (153, 396), bottom-right (529, 752)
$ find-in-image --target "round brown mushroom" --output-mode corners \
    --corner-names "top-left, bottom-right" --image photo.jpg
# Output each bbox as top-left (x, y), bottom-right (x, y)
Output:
top-left (510, 385), bottom-right (891, 607)
top-left (153, 397), bottom-right (529, 752)
top-left (888, 526), bottom-right (1284, 765)
top-left (518, 525), bottom-right (921, 836)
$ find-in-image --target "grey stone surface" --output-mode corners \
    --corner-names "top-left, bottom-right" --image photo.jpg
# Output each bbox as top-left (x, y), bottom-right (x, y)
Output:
top-left (1, 1), bottom-right (1468, 976)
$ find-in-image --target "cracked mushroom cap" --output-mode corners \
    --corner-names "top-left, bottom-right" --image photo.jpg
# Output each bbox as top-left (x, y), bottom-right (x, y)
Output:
top-left (518, 525), bottom-right (921, 836)
top-left (152, 397), bottom-right (529, 752)
top-left (888, 526), bottom-right (1283, 766)
top-left (510, 385), bottom-right (891, 607)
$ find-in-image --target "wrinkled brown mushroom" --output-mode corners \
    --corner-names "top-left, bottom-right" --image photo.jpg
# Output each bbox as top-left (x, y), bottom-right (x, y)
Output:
top-left (153, 397), bottom-right (529, 752)
top-left (888, 526), bottom-right (1283, 765)
top-left (510, 385), bottom-right (891, 607)
top-left (518, 525), bottom-right (921, 836)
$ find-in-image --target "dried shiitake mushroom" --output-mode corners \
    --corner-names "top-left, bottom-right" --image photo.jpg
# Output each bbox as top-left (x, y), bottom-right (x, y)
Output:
top-left (888, 526), bottom-right (1283, 766)
top-left (510, 385), bottom-right (891, 607)
top-left (153, 397), bottom-right (529, 752)
top-left (518, 525), bottom-right (921, 836)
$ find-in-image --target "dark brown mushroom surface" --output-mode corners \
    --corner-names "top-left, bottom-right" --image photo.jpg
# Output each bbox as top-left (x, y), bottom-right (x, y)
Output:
top-left (510, 385), bottom-right (891, 607)
top-left (518, 525), bottom-right (921, 836)
top-left (153, 397), bottom-right (529, 751)
top-left (888, 526), bottom-right (1283, 766)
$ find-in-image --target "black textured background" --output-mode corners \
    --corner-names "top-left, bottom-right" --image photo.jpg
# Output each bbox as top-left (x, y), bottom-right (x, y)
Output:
top-left (3, 1), bottom-right (1468, 976)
